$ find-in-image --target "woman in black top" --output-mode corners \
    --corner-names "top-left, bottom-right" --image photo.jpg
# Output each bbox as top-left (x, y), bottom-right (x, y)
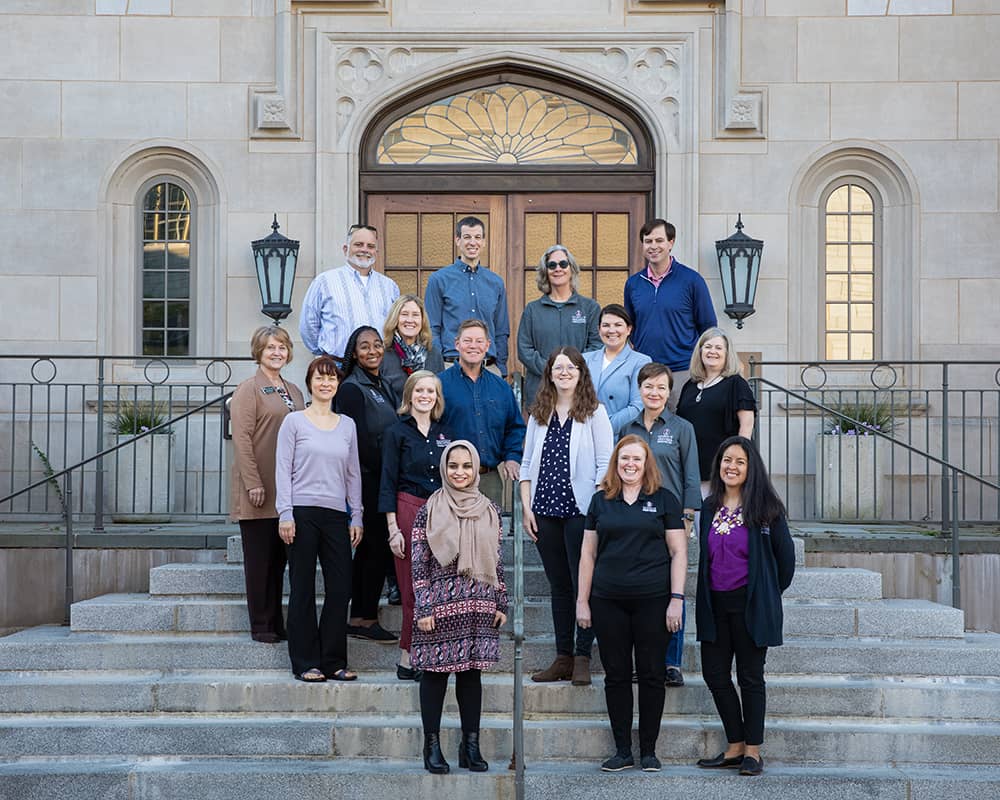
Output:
top-left (695, 436), bottom-right (795, 777)
top-left (335, 325), bottom-right (400, 642)
top-left (379, 370), bottom-right (453, 680)
top-left (676, 327), bottom-right (756, 492)
top-left (576, 435), bottom-right (687, 773)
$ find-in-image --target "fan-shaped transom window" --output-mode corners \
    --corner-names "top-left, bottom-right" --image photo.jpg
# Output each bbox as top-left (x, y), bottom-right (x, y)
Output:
top-left (376, 84), bottom-right (638, 166)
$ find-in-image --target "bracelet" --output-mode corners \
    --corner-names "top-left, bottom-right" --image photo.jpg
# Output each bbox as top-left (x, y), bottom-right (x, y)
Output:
top-left (670, 593), bottom-right (685, 600)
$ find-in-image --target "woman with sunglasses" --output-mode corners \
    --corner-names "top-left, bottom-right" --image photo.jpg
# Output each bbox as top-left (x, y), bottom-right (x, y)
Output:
top-left (517, 245), bottom-right (601, 408)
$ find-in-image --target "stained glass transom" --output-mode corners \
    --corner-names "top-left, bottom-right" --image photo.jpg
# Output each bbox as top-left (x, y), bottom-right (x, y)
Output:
top-left (377, 84), bottom-right (638, 166)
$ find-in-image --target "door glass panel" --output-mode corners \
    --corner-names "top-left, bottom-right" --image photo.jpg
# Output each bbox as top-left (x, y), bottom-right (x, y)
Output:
top-left (596, 213), bottom-right (629, 267)
top-left (525, 213), bottom-right (557, 267)
top-left (385, 214), bottom-right (418, 266)
top-left (420, 214), bottom-right (454, 267)
top-left (562, 213), bottom-right (593, 267)
top-left (595, 270), bottom-right (628, 308)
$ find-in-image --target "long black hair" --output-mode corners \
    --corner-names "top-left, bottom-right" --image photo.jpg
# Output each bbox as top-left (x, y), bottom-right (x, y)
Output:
top-left (340, 325), bottom-right (381, 379)
top-left (706, 435), bottom-right (785, 527)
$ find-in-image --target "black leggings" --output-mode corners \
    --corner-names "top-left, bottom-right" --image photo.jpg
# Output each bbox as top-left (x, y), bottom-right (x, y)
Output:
top-left (700, 587), bottom-right (768, 746)
top-left (419, 669), bottom-right (483, 734)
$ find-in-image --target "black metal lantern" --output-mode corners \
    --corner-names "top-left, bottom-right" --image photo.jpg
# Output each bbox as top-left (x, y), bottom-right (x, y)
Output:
top-left (251, 214), bottom-right (299, 324)
top-left (715, 214), bottom-right (763, 330)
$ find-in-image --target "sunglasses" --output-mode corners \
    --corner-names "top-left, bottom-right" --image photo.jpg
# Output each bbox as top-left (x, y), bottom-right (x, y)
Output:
top-left (545, 259), bottom-right (570, 271)
top-left (348, 223), bottom-right (378, 235)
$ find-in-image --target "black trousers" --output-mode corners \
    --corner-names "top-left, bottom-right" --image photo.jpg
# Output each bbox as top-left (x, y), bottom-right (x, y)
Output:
top-left (351, 481), bottom-right (392, 621)
top-left (591, 594), bottom-right (668, 756)
top-left (534, 514), bottom-right (594, 657)
top-left (285, 506), bottom-right (352, 676)
top-left (700, 587), bottom-right (768, 746)
top-left (238, 517), bottom-right (287, 638)
top-left (419, 669), bottom-right (483, 735)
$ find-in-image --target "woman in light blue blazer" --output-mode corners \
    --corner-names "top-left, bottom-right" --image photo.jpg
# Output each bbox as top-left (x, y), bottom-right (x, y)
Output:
top-left (583, 304), bottom-right (652, 435)
top-left (520, 347), bottom-right (614, 687)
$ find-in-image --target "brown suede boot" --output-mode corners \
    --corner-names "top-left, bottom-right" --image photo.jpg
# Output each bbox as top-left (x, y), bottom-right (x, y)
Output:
top-left (530, 654), bottom-right (574, 682)
top-left (571, 655), bottom-right (592, 686)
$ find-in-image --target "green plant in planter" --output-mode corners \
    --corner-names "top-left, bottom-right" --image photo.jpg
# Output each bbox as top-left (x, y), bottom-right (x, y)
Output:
top-left (824, 402), bottom-right (899, 437)
top-left (109, 401), bottom-right (169, 435)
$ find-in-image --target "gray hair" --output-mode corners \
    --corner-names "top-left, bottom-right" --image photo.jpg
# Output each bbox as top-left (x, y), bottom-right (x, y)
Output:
top-left (688, 327), bottom-right (742, 380)
top-left (535, 244), bottom-right (580, 294)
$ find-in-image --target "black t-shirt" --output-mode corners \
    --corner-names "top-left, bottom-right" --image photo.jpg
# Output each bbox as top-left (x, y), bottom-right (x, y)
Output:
top-left (584, 487), bottom-right (683, 600)
top-left (676, 374), bottom-right (756, 481)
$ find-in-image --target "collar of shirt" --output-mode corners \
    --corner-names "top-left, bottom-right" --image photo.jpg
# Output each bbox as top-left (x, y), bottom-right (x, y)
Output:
top-left (645, 257), bottom-right (673, 287)
top-left (460, 261), bottom-right (480, 274)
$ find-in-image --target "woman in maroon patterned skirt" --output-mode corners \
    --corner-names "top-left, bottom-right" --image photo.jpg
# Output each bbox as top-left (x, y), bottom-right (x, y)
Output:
top-left (410, 440), bottom-right (508, 775)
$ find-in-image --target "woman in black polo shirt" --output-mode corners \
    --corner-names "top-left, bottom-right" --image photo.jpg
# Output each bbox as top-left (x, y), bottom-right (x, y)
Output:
top-left (576, 434), bottom-right (687, 773)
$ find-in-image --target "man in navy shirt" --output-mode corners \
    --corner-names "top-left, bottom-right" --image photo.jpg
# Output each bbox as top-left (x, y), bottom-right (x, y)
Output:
top-left (439, 319), bottom-right (525, 504)
top-left (425, 216), bottom-right (510, 376)
top-left (624, 218), bottom-right (717, 410)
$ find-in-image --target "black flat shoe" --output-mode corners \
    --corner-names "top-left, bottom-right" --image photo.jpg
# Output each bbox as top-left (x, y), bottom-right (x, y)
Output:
top-left (396, 664), bottom-right (422, 681)
top-left (739, 755), bottom-right (764, 776)
top-left (696, 752), bottom-right (744, 768)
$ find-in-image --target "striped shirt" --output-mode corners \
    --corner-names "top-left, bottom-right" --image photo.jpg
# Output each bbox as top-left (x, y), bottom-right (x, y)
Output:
top-left (298, 264), bottom-right (400, 357)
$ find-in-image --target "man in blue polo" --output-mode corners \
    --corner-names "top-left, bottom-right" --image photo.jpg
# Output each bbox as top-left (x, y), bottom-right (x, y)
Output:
top-left (624, 218), bottom-right (717, 410)
top-left (425, 216), bottom-right (510, 377)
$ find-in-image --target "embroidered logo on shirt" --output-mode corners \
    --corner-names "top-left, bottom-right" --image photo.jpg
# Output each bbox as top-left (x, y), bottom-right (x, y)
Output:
top-left (436, 434), bottom-right (451, 448)
top-left (571, 310), bottom-right (586, 324)
top-left (642, 500), bottom-right (658, 513)
top-left (656, 429), bottom-right (674, 445)
top-left (369, 389), bottom-right (386, 404)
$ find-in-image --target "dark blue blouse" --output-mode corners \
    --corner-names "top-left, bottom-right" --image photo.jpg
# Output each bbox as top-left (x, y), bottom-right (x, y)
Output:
top-left (532, 415), bottom-right (578, 518)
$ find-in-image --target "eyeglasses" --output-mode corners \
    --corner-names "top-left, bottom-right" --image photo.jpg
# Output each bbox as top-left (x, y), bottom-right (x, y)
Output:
top-left (551, 364), bottom-right (579, 374)
top-left (348, 224), bottom-right (378, 236)
top-left (546, 259), bottom-right (570, 271)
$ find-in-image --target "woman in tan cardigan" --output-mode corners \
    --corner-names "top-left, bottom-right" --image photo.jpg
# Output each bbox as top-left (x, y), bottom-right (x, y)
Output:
top-left (230, 326), bottom-right (305, 643)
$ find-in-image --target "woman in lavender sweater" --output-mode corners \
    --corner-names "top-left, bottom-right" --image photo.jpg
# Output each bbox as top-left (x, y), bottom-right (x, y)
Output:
top-left (275, 355), bottom-right (363, 682)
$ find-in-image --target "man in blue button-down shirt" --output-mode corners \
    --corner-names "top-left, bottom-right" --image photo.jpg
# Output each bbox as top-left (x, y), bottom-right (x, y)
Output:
top-left (425, 216), bottom-right (510, 376)
top-left (439, 319), bottom-right (525, 505)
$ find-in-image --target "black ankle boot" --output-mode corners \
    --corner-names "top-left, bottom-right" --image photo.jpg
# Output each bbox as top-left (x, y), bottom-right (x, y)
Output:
top-left (423, 732), bottom-right (450, 774)
top-left (458, 731), bottom-right (489, 771)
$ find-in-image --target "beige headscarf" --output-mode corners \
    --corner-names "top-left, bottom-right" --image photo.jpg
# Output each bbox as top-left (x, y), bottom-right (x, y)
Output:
top-left (423, 440), bottom-right (501, 588)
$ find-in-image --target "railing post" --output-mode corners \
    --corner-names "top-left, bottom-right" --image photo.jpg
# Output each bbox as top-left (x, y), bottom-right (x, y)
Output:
top-left (749, 357), bottom-right (760, 447)
top-left (92, 357), bottom-right (106, 533)
top-left (63, 470), bottom-right (74, 625)
top-left (508, 479), bottom-right (525, 799)
top-left (951, 467), bottom-right (961, 610)
top-left (939, 363), bottom-right (950, 533)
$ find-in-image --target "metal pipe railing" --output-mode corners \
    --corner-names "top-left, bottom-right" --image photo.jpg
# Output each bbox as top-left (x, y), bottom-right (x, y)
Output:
top-left (507, 374), bottom-right (526, 800)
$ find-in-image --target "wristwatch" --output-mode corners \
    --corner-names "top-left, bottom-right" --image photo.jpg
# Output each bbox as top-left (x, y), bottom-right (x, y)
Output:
top-left (681, 512), bottom-right (695, 523)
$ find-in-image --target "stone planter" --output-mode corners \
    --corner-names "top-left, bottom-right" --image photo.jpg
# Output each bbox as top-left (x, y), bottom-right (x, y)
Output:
top-left (815, 433), bottom-right (883, 520)
top-left (109, 433), bottom-right (175, 523)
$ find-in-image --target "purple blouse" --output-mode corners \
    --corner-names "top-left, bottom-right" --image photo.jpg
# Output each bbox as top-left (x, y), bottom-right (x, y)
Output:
top-left (707, 505), bottom-right (750, 592)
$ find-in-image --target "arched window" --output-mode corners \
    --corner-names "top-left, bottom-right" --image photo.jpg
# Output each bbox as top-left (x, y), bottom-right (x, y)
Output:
top-left (821, 180), bottom-right (880, 361)
top-left (140, 179), bottom-right (194, 356)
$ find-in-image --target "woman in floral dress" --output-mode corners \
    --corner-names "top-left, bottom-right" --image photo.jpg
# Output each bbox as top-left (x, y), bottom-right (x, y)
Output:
top-left (410, 440), bottom-right (508, 775)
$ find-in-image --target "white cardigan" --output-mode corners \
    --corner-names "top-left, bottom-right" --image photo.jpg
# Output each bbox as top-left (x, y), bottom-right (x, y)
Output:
top-left (519, 404), bottom-right (614, 514)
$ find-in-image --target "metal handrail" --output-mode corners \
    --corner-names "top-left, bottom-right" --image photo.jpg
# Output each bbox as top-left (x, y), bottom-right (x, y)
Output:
top-left (0, 391), bottom-right (232, 624)
top-left (749, 375), bottom-right (999, 611)
top-left (507, 373), bottom-right (526, 800)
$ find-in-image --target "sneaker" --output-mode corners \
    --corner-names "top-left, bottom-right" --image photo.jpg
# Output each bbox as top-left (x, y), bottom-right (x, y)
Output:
top-left (664, 666), bottom-right (684, 687)
top-left (600, 752), bottom-right (635, 772)
top-left (348, 622), bottom-right (398, 642)
top-left (640, 754), bottom-right (662, 772)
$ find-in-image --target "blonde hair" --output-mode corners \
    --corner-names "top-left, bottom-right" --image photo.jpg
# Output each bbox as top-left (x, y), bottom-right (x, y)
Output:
top-left (398, 370), bottom-right (444, 420)
top-left (689, 327), bottom-right (741, 381)
top-left (250, 326), bottom-right (293, 365)
top-left (383, 294), bottom-right (433, 350)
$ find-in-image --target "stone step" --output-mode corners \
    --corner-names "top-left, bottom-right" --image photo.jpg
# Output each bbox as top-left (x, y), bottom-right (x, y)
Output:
top-left (70, 594), bottom-right (963, 639)
top-left (0, 712), bottom-right (997, 765)
top-left (1, 670), bottom-right (997, 722)
top-left (2, 627), bottom-right (1000, 677)
top-left (1, 759), bottom-right (996, 800)
top-left (148, 563), bottom-right (877, 601)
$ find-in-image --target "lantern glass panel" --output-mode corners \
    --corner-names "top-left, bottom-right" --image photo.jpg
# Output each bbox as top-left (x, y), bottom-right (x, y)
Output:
top-left (733, 252), bottom-right (750, 303)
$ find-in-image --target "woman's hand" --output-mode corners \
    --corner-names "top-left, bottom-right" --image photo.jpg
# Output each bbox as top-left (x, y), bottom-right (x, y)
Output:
top-left (666, 597), bottom-right (684, 632)
top-left (417, 615), bottom-right (435, 632)
top-left (493, 611), bottom-right (507, 628)
top-left (248, 487), bottom-right (265, 507)
top-left (349, 526), bottom-right (363, 548)
top-left (576, 599), bottom-right (591, 629)
top-left (388, 526), bottom-right (405, 559)
top-left (522, 508), bottom-right (538, 542)
top-left (278, 520), bottom-right (295, 544)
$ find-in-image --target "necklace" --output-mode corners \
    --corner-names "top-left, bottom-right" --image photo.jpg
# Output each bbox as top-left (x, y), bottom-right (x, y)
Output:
top-left (696, 375), bottom-right (723, 402)
top-left (712, 505), bottom-right (743, 535)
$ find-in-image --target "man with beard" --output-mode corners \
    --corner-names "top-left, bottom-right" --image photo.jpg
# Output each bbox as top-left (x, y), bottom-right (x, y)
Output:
top-left (300, 224), bottom-right (400, 363)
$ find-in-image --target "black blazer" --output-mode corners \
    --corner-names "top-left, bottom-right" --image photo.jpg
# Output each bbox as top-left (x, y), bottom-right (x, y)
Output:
top-left (695, 499), bottom-right (796, 648)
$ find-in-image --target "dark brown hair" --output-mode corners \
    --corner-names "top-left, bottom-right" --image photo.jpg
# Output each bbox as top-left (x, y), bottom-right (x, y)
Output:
top-left (600, 435), bottom-right (662, 499)
top-left (637, 362), bottom-right (674, 392)
top-left (529, 347), bottom-right (599, 426)
top-left (639, 218), bottom-right (676, 242)
top-left (304, 355), bottom-right (343, 393)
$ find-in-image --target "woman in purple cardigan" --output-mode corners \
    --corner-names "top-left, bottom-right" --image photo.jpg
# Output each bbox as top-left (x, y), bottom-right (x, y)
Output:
top-left (275, 355), bottom-right (363, 683)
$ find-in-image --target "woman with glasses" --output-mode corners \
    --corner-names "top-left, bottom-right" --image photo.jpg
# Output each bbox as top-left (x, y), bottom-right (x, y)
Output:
top-left (519, 347), bottom-right (613, 686)
top-left (517, 245), bottom-right (601, 408)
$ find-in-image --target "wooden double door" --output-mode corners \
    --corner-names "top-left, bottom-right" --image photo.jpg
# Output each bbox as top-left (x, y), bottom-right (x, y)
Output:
top-left (366, 192), bottom-right (646, 371)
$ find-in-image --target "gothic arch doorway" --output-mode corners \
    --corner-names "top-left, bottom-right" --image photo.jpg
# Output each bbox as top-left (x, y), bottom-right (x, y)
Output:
top-left (360, 67), bottom-right (655, 371)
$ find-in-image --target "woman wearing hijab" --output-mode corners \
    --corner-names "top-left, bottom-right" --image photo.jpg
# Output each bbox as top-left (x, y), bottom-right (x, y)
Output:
top-left (410, 440), bottom-right (509, 775)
